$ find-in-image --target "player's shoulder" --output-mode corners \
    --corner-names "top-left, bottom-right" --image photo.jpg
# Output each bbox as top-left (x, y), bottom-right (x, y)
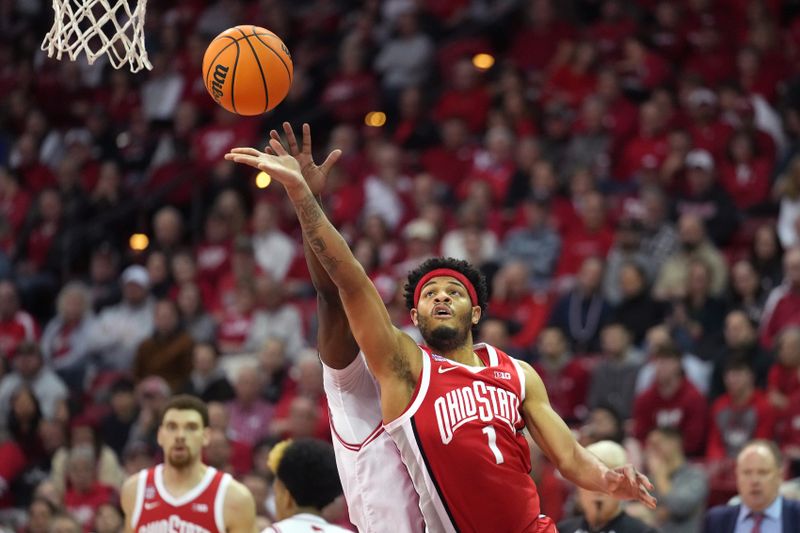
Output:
top-left (222, 476), bottom-right (255, 511)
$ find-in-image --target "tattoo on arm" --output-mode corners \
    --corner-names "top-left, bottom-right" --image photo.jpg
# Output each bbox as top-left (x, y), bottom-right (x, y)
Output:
top-left (297, 193), bottom-right (342, 273)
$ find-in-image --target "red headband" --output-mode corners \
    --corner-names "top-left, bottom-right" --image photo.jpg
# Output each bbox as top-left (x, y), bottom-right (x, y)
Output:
top-left (413, 268), bottom-right (478, 307)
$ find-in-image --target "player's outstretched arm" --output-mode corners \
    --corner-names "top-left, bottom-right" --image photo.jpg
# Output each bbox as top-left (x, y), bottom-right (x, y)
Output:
top-left (269, 123), bottom-right (358, 369)
top-left (517, 361), bottom-right (657, 509)
top-left (120, 473), bottom-right (140, 533)
top-left (225, 135), bottom-right (419, 389)
top-left (223, 479), bottom-right (257, 533)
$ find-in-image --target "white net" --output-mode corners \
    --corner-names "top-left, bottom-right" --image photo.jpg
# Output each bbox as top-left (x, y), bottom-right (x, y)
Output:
top-left (41, 0), bottom-right (152, 72)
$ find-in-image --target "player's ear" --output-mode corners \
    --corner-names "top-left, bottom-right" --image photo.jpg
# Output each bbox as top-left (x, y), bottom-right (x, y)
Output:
top-left (410, 308), bottom-right (419, 326)
top-left (202, 427), bottom-right (211, 447)
top-left (471, 305), bottom-right (481, 325)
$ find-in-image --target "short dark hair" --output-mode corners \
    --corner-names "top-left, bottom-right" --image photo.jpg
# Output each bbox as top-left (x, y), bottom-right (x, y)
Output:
top-left (159, 395), bottom-right (209, 427)
top-left (403, 257), bottom-right (489, 312)
top-left (276, 439), bottom-right (342, 510)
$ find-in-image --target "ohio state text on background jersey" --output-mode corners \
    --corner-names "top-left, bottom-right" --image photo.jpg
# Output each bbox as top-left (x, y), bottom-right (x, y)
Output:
top-left (385, 343), bottom-right (541, 533)
top-left (131, 465), bottom-right (232, 533)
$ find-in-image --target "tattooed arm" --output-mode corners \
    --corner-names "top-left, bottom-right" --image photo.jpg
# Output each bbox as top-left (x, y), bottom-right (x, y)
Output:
top-left (225, 132), bottom-right (421, 414)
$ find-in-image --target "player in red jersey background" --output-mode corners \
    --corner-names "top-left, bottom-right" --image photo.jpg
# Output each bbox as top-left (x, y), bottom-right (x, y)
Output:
top-left (227, 127), bottom-right (656, 533)
top-left (120, 395), bottom-right (256, 533)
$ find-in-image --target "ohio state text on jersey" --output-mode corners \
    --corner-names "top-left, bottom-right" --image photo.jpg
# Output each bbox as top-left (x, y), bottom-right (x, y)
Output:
top-left (131, 465), bottom-right (232, 533)
top-left (385, 343), bottom-right (541, 533)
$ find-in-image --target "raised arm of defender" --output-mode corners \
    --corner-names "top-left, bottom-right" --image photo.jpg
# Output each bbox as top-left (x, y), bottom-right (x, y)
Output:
top-left (226, 130), bottom-right (421, 417)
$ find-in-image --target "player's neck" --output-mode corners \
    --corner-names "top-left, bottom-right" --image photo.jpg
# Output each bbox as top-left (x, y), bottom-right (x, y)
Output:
top-left (443, 342), bottom-right (483, 367)
top-left (162, 461), bottom-right (208, 492)
top-left (291, 507), bottom-right (324, 519)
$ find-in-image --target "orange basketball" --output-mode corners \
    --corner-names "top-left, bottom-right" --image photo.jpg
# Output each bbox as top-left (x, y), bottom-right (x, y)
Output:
top-left (202, 25), bottom-right (293, 116)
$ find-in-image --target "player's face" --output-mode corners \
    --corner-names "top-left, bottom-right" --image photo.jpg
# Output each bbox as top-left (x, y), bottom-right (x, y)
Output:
top-left (157, 409), bottom-right (209, 469)
top-left (411, 276), bottom-right (480, 353)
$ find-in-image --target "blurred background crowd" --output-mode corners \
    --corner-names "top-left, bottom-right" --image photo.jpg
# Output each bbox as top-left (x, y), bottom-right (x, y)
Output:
top-left (2, 0), bottom-right (800, 531)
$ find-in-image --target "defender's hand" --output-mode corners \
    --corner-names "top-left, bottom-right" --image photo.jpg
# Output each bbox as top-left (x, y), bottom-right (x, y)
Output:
top-left (604, 464), bottom-right (657, 509)
top-left (225, 139), bottom-right (305, 192)
top-left (268, 122), bottom-right (341, 196)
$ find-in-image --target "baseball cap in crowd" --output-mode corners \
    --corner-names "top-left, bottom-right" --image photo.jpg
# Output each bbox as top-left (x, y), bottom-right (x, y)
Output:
top-left (688, 88), bottom-right (718, 107)
top-left (121, 265), bottom-right (149, 288)
top-left (137, 375), bottom-right (171, 399)
top-left (685, 149), bottom-right (714, 172)
top-left (403, 219), bottom-right (436, 242)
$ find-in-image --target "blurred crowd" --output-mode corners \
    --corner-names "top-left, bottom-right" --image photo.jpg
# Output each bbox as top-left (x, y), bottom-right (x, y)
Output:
top-left (3, 0), bottom-right (800, 531)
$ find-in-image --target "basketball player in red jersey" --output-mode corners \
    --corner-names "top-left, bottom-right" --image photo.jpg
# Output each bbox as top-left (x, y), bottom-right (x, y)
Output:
top-left (120, 395), bottom-right (256, 533)
top-left (226, 130), bottom-right (656, 532)
top-left (266, 123), bottom-right (423, 532)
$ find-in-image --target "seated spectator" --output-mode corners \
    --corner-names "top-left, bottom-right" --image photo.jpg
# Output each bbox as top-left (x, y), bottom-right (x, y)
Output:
top-left (86, 265), bottom-right (154, 371)
top-left (25, 497), bottom-right (57, 533)
top-left (121, 441), bottom-right (154, 477)
top-left (204, 428), bottom-right (240, 475)
top-left (440, 200), bottom-right (498, 262)
top-left (175, 282), bottom-right (216, 344)
top-left (675, 149), bottom-right (739, 247)
top-left (563, 96), bottom-right (612, 182)
top-left (251, 202), bottom-right (295, 283)
top-left (636, 324), bottom-right (712, 398)
top-left (51, 414), bottom-right (125, 494)
top-left (476, 318), bottom-right (521, 359)
top-left (719, 130), bottom-right (772, 212)
top-left (611, 262), bottom-right (667, 345)
top-left (181, 342), bottom-right (234, 403)
top-left (0, 341), bottom-right (67, 426)
top-left (49, 513), bottom-right (83, 533)
top-left (767, 327), bottom-right (800, 412)
top-left (616, 100), bottom-right (668, 183)
top-left (489, 262), bottom-right (552, 351)
top-left (637, 186), bottom-right (679, 277)
top-left (644, 427), bottom-right (709, 533)
top-left (145, 251), bottom-right (171, 299)
top-left (751, 224), bottom-right (784, 296)
top-left (587, 323), bottom-right (643, 420)
top-left (669, 259), bottom-right (728, 356)
top-left (727, 259), bottom-right (767, 324)
top-left (761, 247), bottom-right (800, 349)
top-left (653, 214), bottom-right (728, 301)
top-left (777, 386), bottom-right (800, 465)
top-left (709, 311), bottom-right (772, 399)
top-left (434, 58), bottom-right (490, 134)
top-left (217, 282), bottom-right (256, 355)
top-left (62, 445), bottom-right (117, 531)
top-left (272, 352), bottom-right (330, 442)
top-left (501, 196), bottom-right (560, 287)
top-left (532, 327), bottom-right (589, 425)
top-left (420, 118), bottom-right (474, 190)
top-left (5, 385), bottom-right (44, 506)
top-left (99, 378), bottom-right (138, 459)
top-left (632, 344), bottom-right (708, 456)
top-left (40, 282), bottom-right (94, 389)
top-left (257, 338), bottom-right (296, 404)
top-left (549, 257), bottom-right (613, 354)
top-left (0, 280), bottom-right (38, 361)
top-left (361, 143), bottom-right (411, 231)
top-left (374, 9), bottom-right (434, 94)
top-left (603, 218), bottom-right (651, 305)
top-left (84, 245), bottom-right (121, 313)
top-left (558, 440), bottom-right (658, 533)
top-left (685, 89), bottom-right (733, 160)
top-left (247, 276), bottom-right (305, 359)
top-left (132, 299), bottom-right (193, 392)
top-left (707, 359), bottom-right (775, 460)
top-left (227, 364), bottom-right (274, 447)
top-left (93, 502), bottom-right (123, 533)
top-left (207, 402), bottom-right (252, 476)
top-left (459, 126), bottom-right (516, 205)
top-left (555, 191), bottom-right (614, 279)
top-left (126, 377), bottom-right (171, 451)
top-left (775, 156), bottom-right (800, 249)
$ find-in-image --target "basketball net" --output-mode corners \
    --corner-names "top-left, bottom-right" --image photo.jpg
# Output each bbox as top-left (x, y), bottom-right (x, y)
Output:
top-left (41, 0), bottom-right (152, 72)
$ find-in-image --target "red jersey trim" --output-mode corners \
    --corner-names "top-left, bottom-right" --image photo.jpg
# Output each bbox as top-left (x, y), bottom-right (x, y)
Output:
top-left (330, 418), bottom-right (385, 452)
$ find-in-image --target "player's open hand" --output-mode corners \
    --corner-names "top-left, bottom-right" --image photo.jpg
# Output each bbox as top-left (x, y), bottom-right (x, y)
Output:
top-left (267, 122), bottom-right (341, 196)
top-left (604, 464), bottom-right (657, 509)
top-left (225, 139), bottom-right (305, 192)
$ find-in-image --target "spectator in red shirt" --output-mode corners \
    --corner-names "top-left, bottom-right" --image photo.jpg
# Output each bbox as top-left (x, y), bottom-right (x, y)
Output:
top-left (421, 118), bottom-right (475, 190)
top-left (459, 126), bottom-right (516, 205)
top-left (489, 261), bottom-right (552, 351)
top-left (541, 41), bottom-right (598, 110)
top-left (195, 210), bottom-right (232, 291)
top-left (766, 326), bottom-right (800, 413)
top-left (706, 359), bottom-right (775, 460)
top-left (617, 35), bottom-right (670, 94)
top-left (686, 88), bottom-right (734, 160)
top-left (718, 130), bottom-right (772, 212)
top-left (533, 327), bottom-right (590, 425)
top-left (217, 282), bottom-right (256, 355)
top-left (587, 0), bottom-right (636, 62)
top-left (683, 26), bottom-right (736, 87)
top-left (321, 40), bottom-right (378, 125)
top-left (271, 352), bottom-right (330, 442)
top-left (617, 101), bottom-right (669, 182)
top-left (508, 0), bottom-right (576, 75)
top-left (556, 191), bottom-right (614, 278)
top-left (0, 167), bottom-right (31, 237)
top-left (595, 68), bottom-right (638, 147)
top-left (434, 57), bottom-right (490, 133)
top-left (0, 280), bottom-right (38, 360)
top-left (63, 445), bottom-right (117, 531)
top-left (761, 247), bottom-right (800, 348)
top-left (648, 1), bottom-right (688, 65)
top-left (632, 344), bottom-right (708, 456)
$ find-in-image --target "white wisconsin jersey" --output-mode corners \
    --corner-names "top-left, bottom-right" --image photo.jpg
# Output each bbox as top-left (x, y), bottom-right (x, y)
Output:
top-left (262, 513), bottom-right (351, 533)
top-left (323, 353), bottom-right (423, 533)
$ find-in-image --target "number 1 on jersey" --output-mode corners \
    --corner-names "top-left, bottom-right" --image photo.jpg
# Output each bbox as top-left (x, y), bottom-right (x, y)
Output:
top-left (482, 426), bottom-right (504, 464)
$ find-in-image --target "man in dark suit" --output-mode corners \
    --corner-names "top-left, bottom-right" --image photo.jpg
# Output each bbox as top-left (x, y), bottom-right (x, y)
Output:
top-left (704, 440), bottom-right (800, 533)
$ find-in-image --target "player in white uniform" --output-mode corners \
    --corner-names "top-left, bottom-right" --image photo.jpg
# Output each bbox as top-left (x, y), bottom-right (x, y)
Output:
top-left (262, 439), bottom-right (352, 533)
top-left (269, 123), bottom-right (422, 532)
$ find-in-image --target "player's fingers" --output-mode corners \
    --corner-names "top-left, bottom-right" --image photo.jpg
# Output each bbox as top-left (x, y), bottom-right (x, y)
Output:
top-left (637, 471), bottom-right (654, 491)
top-left (269, 138), bottom-right (288, 156)
top-left (624, 466), bottom-right (637, 488)
top-left (639, 487), bottom-right (657, 509)
top-left (283, 122), bottom-right (299, 154)
top-left (228, 147), bottom-right (263, 157)
top-left (302, 123), bottom-right (312, 155)
top-left (225, 154), bottom-right (262, 168)
top-left (319, 149), bottom-right (342, 175)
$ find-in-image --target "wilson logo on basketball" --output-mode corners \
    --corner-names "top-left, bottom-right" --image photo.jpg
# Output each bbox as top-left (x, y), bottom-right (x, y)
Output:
top-left (210, 64), bottom-right (229, 101)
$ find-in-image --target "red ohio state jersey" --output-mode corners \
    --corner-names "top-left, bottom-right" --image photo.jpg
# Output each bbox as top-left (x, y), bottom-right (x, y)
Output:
top-left (131, 465), bottom-right (232, 533)
top-left (385, 343), bottom-right (541, 533)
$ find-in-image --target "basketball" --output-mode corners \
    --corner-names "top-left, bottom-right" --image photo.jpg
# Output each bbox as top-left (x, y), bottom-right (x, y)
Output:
top-left (202, 25), bottom-right (293, 116)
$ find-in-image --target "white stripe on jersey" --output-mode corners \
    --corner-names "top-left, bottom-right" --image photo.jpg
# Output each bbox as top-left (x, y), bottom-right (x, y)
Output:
top-left (384, 349), bottom-right (457, 533)
top-left (323, 353), bottom-right (423, 533)
top-left (262, 513), bottom-right (351, 533)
